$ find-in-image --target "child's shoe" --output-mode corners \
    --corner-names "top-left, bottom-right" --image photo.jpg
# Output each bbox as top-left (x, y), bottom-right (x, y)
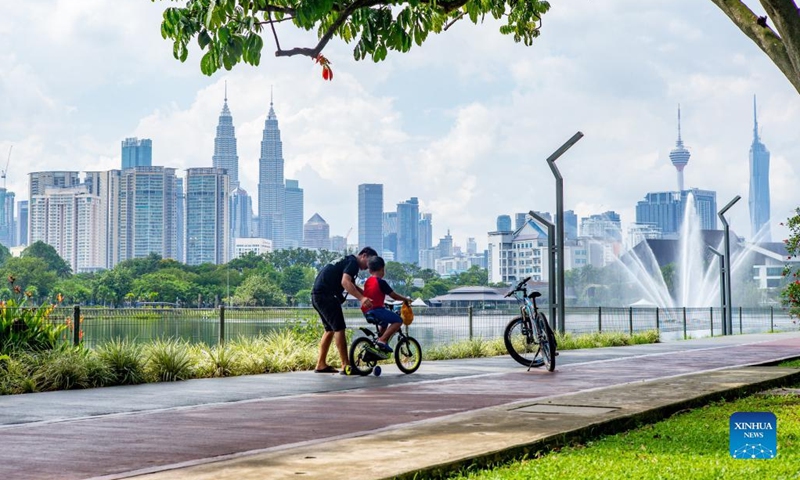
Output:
top-left (376, 341), bottom-right (393, 353)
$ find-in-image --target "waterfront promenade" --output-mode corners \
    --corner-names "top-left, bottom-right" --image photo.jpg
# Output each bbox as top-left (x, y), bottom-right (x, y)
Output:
top-left (1, 332), bottom-right (799, 479)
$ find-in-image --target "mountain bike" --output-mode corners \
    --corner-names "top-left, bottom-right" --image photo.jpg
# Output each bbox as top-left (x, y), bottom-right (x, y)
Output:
top-left (503, 276), bottom-right (557, 372)
top-left (348, 305), bottom-right (422, 376)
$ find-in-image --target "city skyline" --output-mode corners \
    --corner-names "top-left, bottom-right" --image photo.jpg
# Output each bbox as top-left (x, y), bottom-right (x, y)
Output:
top-left (1, 1), bottom-right (798, 252)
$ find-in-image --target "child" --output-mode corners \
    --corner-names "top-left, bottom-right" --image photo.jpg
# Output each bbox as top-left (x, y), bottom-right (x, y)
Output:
top-left (361, 256), bottom-right (412, 353)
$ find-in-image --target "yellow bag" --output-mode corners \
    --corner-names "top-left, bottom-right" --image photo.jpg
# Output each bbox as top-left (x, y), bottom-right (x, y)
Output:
top-left (400, 303), bottom-right (414, 326)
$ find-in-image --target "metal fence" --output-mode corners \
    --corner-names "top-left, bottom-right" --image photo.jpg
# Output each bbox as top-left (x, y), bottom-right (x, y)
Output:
top-left (42, 305), bottom-right (798, 351)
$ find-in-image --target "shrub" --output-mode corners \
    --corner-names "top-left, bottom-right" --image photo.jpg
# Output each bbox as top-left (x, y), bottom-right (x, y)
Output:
top-left (0, 284), bottom-right (68, 354)
top-left (263, 330), bottom-right (317, 372)
top-left (34, 347), bottom-right (113, 391)
top-left (195, 343), bottom-right (238, 378)
top-left (144, 339), bottom-right (195, 382)
top-left (96, 338), bottom-right (145, 385)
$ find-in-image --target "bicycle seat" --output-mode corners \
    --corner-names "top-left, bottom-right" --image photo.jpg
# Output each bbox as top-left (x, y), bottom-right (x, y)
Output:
top-left (528, 291), bottom-right (542, 299)
top-left (363, 312), bottom-right (382, 325)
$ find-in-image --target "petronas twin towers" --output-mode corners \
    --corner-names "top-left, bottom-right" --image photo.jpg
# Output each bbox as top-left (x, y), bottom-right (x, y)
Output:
top-left (212, 86), bottom-right (302, 251)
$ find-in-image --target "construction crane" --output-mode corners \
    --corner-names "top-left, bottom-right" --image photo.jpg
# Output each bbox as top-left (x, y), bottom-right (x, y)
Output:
top-left (2, 145), bottom-right (11, 189)
top-left (343, 227), bottom-right (353, 254)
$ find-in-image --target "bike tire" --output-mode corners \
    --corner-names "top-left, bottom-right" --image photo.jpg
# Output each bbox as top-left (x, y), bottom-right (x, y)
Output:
top-left (349, 336), bottom-right (375, 376)
top-left (504, 316), bottom-right (540, 367)
top-left (537, 312), bottom-right (557, 372)
top-left (394, 337), bottom-right (422, 374)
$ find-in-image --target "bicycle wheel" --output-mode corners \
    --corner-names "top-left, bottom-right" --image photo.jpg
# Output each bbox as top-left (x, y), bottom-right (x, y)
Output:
top-left (348, 336), bottom-right (375, 376)
top-left (395, 337), bottom-right (422, 374)
top-left (504, 316), bottom-right (539, 367)
top-left (537, 313), bottom-right (557, 372)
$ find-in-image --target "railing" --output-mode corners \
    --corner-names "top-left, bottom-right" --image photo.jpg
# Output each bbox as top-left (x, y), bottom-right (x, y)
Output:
top-left (49, 305), bottom-right (797, 351)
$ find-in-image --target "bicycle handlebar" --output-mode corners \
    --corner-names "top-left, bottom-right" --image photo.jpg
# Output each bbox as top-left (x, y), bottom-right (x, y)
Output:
top-left (504, 276), bottom-right (532, 297)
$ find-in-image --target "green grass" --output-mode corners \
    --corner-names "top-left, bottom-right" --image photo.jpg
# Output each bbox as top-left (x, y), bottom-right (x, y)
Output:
top-left (449, 389), bottom-right (800, 480)
top-left (779, 358), bottom-right (800, 368)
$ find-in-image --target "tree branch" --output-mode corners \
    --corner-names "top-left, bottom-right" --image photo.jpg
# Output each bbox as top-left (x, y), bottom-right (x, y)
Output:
top-left (759, 0), bottom-right (800, 83)
top-left (709, 0), bottom-right (800, 94)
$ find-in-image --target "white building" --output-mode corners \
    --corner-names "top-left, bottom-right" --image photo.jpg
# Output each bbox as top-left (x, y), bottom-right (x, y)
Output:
top-left (29, 186), bottom-right (105, 273)
top-left (487, 220), bottom-right (549, 284)
top-left (233, 237), bottom-right (273, 258)
top-left (627, 223), bottom-right (662, 249)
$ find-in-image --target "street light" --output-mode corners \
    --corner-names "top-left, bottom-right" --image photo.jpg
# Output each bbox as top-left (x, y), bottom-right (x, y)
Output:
top-left (707, 246), bottom-right (726, 335)
top-left (546, 132), bottom-right (584, 335)
top-left (718, 195), bottom-right (741, 336)
top-left (529, 210), bottom-right (557, 331)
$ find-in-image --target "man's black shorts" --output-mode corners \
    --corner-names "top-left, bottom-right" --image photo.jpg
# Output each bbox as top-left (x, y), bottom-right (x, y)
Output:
top-left (311, 293), bottom-right (346, 332)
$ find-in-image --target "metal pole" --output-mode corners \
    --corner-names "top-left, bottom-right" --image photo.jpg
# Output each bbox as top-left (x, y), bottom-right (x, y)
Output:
top-left (718, 195), bottom-right (741, 336)
top-left (709, 306), bottom-right (714, 337)
top-left (219, 304), bottom-right (225, 346)
top-left (708, 246), bottom-right (726, 336)
top-left (598, 306), bottom-right (602, 333)
top-left (73, 305), bottom-right (81, 347)
top-left (629, 306), bottom-right (633, 336)
top-left (529, 210), bottom-right (557, 332)
top-left (468, 305), bottom-right (473, 340)
top-left (546, 132), bottom-right (584, 336)
top-left (770, 306), bottom-right (774, 333)
top-left (683, 307), bottom-right (687, 340)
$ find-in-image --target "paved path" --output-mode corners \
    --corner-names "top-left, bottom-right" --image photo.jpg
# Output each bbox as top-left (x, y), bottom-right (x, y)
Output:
top-left (1, 333), bottom-right (799, 479)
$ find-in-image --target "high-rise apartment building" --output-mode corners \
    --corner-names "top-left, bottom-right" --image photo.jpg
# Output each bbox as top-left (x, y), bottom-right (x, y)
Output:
top-left (496, 215), bottom-right (512, 232)
top-left (467, 237), bottom-right (477, 255)
top-left (258, 96), bottom-right (285, 249)
top-left (419, 213), bottom-right (433, 250)
top-left (564, 210), bottom-right (578, 240)
top-left (749, 95), bottom-right (771, 241)
top-left (284, 179), bottom-right (304, 249)
top-left (0, 189), bottom-right (15, 247)
top-left (358, 184), bottom-right (383, 253)
top-left (175, 177), bottom-right (185, 263)
top-left (383, 212), bottom-right (397, 256)
top-left (119, 166), bottom-right (178, 262)
top-left (437, 230), bottom-right (453, 258)
top-left (303, 213), bottom-right (330, 250)
top-left (121, 138), bottom-right (153, 170)
top-left (231, 187), bottom-right (253, 239)
top-left (515, 212), bottom-right (529, 231)
top-left (83, 170), bottom-right (121, 269)
top-left (580, 211), bottom-right (622, 241)
top-left (396, 197), bottom-right (419, 264)
top-left (28, 171), bottom-right (81, 245)
top-left (16, 200), bottom-right (28, 246)
top-left (29, 186), bottom-right (104, 273)
top-left (212, 88), bottom-right (240, 189)
top-left (185, 168), bottom-right (230, 266)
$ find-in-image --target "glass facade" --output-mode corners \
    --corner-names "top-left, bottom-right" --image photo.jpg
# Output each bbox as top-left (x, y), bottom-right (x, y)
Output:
top-left (358, 184), bottom-right (383, 254)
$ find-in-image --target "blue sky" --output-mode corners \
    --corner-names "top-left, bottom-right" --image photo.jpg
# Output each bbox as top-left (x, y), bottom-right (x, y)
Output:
top-left (1, 0), bottom-right (798, 251)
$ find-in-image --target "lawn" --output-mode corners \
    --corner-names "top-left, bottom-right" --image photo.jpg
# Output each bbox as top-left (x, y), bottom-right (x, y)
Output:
top-left (450, 367), bottom-right (800, 479)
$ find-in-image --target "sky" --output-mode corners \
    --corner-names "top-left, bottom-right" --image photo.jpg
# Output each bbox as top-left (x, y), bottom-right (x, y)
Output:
top-left (1, 0), bottom-right (798, 252)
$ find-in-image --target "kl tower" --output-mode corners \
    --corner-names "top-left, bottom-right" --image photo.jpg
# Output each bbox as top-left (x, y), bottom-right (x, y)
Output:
top-left (669, 105), bottom-right (691, 192)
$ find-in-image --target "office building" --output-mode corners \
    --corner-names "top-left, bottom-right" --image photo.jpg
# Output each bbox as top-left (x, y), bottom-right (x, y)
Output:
top-left (185, 167), bottom-right (230, 265)
top-left (636, 189), bottom-right (717, 237)
top-left (175, 177), bottom-right (185, 263)
top-left (0, 189), bottom-right (14, 247)
top-left (383, 212), bottom-right (397, 256)
top-left (580, 211), bottom-right (622, 241)
top-left (16, 200), bottom-right (28, 246)
top-left (258, 95), bottom-right (285, 248)
top-left (437, 230), bottom-right (453, 258)
top-left (749, 95), bottom-right (771, 241)
top-left (330, 235), bottom-right (347, 253)
top-left (233, 237), bottom-right (272, 258)
top-left (467, 237), bottom-right (477, 255)
top-left (303, 213), bottom-right (330, 250)
top-left (231, 187), bottom-right (254, 239)
top-left (419, 212), bottom-right (433, 250)
top-left (396, 197), bottom-right (419, 264)
top-left (83, 170), bottom-right (122, 269)
top-left (515, 212), bottom-right (529, 231)
top-left (564, 210), bottom-right (578, 240)
top-left (358, 184), bottom-right (383, 253)
top-left (119, 166), bottom-right (178, 262)
top-left (212, 86), bottom-right (239, 189)
top-left (284, 179), bottom-right (304, 248)
top-left (496, 215), bottom-right (512, 232)
top-left (121, 138), bottom-right (152, 170)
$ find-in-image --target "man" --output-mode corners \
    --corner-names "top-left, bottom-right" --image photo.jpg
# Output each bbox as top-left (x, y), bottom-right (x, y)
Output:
top-left (312, 247), bottom-right (377, 374)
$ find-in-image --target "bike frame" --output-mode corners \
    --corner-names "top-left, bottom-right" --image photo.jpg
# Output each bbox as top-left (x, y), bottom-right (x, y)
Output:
top-left (514, 290), bottom-right (541, 343)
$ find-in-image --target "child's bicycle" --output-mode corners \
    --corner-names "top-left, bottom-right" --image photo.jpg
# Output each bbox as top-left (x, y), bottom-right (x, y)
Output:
top-left (347, 304), bottom-right (422, 376)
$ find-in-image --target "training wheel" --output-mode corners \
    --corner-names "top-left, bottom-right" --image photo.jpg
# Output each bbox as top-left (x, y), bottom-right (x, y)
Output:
top-left (373, 366), bottom-right (382, 377)
top-left (344, 365), bottom-right (353, 375)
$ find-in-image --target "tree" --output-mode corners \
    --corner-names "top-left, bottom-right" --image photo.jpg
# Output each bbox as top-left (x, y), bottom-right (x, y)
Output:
top-left (710, 1), bottom-right (800, 94)
top-left (233, 274), bottom-right (287, 306)
top-left (54, 275), bottom-right (94, 305)
top-left (22, 241), bottom-right (72, 277)
top-left (153, 0), bottom-right (550, 77)
top-left (0, 257), bottom-right (59, 302)
top-left (0, 243), bottom-right (10, 267)
top-left (782, 207), bottom-right (800, 317)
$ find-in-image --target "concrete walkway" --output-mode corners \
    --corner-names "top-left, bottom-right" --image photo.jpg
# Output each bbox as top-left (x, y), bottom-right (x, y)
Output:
top-left (1, 332), bottom-right (799, 479)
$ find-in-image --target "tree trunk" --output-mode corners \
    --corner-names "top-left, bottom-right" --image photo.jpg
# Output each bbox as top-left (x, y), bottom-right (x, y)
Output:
top-left (709, 0), bottom-right (800, 94)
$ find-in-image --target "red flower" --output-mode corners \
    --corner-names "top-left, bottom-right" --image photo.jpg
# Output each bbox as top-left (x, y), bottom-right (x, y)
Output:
top-left (314, 54), bottom-right (334, 81)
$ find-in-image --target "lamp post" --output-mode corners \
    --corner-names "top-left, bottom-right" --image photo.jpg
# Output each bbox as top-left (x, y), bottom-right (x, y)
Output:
top-left (529, 210), bottom-right (557, 331)
top-left (546, 132), bottom-right (584, 335)
top-left (707, 246), bottom-right (726, 335)
top-left (717, 195), bottom-right (741, 336)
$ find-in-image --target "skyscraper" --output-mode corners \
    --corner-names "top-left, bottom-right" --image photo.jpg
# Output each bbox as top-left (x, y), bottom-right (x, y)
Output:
top-left (358, 184), bottom-right (383, 253)
top-left (669, 106), bottom-right (691, 192)
top-left (83, 170), bottom-right (121, 269)
top-left (749, 95), bottom-right (771, 241)
top-left (419, 212), bottom-right (433, 250)
top-left (284, 179), bottom-right (304, 248)
top-left (28, 171), bottom-right (81, 245)
top-left (396, 197), bottom-right (419, 264)
top-left (230, 187), bottom-right (253, 239)
top-left (564, 210), bottom-right (578, 240)
top-left (0, 189), bottom-right (15, 247)
top-left (175, 177), bottom-right (184, 263)
top-left (212, 85), bottom-right (240, 189)
top-left (121, 138), bottom-right (153, 170)
top-left (185, 167), bottom-right (230, 265)
top-left (383, 211), bottom-right (397, 256)
top-left (467, 237), bottom-right (477, 255)
top-left (119, 166), bottom-right (178, 262)
top-left (16, 200), bottom-right (28, 246)
top-left (496, 215), bottom-right (512, 232)
top-left (303, 213), bottom-right (330, 250)
top-left (515, 212), bottom-right (528, 231)
top-left (635, 188), bottom-right (717, 238)
top-left (258, 94), bottom-right (285, 249)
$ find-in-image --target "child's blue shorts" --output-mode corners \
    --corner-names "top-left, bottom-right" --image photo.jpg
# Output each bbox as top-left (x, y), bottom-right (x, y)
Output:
top-left (366, 307), bottom-right (403, 327)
